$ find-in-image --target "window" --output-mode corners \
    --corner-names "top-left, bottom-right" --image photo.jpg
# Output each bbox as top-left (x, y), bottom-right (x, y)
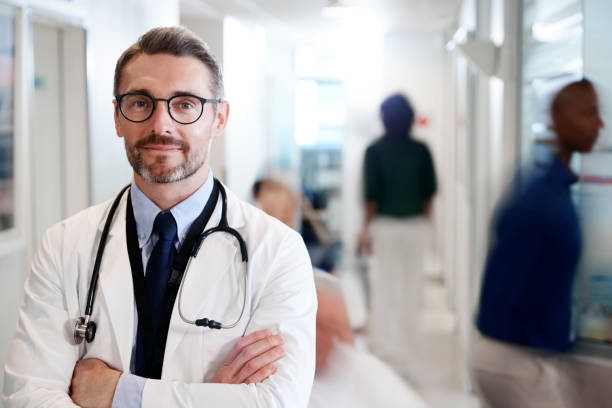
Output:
top-left (520, 0), bottom-right (583, 165)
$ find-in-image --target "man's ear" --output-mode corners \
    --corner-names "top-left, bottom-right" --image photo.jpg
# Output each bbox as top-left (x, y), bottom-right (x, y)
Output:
top-left (113, 99), bottom-right (123, 138)
top-left (211, 101), bottom-right (230, 139)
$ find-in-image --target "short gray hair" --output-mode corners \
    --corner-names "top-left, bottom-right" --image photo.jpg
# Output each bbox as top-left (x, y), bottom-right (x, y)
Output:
top-left (113, 26), bottom-right (224, 98)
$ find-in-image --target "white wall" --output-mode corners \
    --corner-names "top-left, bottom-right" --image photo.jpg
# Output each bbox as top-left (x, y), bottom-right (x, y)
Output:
top-left (441, 0), bottom-right (518, 391)
top-left (28, 22), bottom-right (89, 249)
top-left (455, 0), bottom-right (522, 330)
top-left (223, 17), bottom-right (269, 200)
top-left (382, 32), bottom-right (446, 146)
top-left (180, 16), bottom-right (226, 182)
top-left (30, 23), bottom-right (63, 247)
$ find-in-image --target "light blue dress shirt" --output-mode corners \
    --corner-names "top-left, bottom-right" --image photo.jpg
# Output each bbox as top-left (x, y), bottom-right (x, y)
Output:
top-left (112, 170), bottom-right (214, 408)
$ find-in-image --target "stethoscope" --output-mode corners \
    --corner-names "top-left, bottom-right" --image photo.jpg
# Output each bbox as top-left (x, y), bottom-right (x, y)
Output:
top-left (74, 179), bottom-right (249, 344)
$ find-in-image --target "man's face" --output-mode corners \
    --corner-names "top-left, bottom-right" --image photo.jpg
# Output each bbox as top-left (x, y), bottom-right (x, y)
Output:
top-left (554, 89), bottom-right (604, 153)
top-left (114, 53), bottom-right (228, 184)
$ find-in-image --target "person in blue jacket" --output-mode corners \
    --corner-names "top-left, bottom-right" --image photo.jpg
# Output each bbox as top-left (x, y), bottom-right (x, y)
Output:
top-left (473, 78), bottom-right (603, 408)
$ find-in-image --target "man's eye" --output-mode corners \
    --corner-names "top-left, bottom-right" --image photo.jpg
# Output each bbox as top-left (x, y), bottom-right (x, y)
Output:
top-left (173, 97), bottom-right (199, 111)
top-left (129, 99), bottom-right (150, 109)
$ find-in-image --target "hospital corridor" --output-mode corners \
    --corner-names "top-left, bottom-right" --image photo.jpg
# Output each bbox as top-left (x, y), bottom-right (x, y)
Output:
top-left (1, 0), bottom-right (612, 407)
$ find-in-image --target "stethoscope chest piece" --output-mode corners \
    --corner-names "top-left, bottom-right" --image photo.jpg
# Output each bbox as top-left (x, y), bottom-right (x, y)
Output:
top-left (74, 315), bottom-right (97, 344)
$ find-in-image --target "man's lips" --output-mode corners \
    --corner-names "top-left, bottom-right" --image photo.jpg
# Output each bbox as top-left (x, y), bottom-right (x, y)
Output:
top-left (141, 144), bottom-right (182, 151)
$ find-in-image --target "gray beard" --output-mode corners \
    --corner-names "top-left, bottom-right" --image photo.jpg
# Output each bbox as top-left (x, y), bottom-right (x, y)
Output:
top-left (124, 136), bottom-right (206, 184)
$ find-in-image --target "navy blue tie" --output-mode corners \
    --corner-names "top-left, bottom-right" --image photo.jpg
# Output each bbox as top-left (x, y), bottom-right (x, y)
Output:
top-left (134, 211), bottom-right (178, 377)
top-left (146, 211), bottom-right (178, 335)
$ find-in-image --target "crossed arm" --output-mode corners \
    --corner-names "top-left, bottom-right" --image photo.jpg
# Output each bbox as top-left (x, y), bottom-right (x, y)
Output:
top-left (3, 226), bottom-right (316, 408)
top-left (70, 329), bottom-right (286, 408)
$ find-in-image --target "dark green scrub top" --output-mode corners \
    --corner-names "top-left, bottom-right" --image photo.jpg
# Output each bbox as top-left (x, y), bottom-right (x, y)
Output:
top-left (364, 135), bottom-right (437, 217)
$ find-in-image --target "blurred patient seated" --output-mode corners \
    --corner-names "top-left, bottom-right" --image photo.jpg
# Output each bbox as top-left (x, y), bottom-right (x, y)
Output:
top-left (253, 177), bottom-right (429, 408)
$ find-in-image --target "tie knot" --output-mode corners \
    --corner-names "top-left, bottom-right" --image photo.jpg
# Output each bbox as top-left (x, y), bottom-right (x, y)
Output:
top-left (153, 211), bottom-right (177, 242)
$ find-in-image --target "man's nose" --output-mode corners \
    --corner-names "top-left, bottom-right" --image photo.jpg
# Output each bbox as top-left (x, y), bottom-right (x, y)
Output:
top-left (149, 101), bottom-right (175, 134)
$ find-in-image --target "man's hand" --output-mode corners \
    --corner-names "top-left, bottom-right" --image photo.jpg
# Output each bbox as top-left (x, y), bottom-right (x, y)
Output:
top-left (213, 329), bottom-right (285, 384)
top-left (70, 358), bottom-right (121, 408)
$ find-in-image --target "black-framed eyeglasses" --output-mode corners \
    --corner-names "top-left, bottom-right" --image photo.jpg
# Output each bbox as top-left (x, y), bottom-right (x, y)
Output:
top-left (116, 93), bottom-right (221, 125)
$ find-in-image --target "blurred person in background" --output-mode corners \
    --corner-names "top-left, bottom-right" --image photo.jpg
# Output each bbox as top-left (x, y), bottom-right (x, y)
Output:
top-left (254, 177), bottom-right (430, 408)
top-left (301, 184), bottom-right (337, 273)
top-left (253, 178), bottom-right (338, 273)
top-left (357, 93), bottom-right (437, 379)
top-left (473, 79), bottom-right (604, 408)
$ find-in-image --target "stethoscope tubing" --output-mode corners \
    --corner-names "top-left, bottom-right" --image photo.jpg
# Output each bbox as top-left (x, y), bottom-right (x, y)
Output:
top-left (75, 180), bottom-right (248, 343)
top-left (177, 255), bottom-right (248, 329)
top-left (86, 184), bottom-right (131, 317)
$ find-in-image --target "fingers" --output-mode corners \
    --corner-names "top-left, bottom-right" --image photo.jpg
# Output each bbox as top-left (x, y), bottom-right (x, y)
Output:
top-left (244, 362), bottom-right (278, 384)
top-left (233, 342), bottom-right (285, 383)
top-left (224, 329), bottom-right (275, 364)
top-left (213, 330), bottom-right (286, 384)
top-left (230, 334), bottom-right (284, 372)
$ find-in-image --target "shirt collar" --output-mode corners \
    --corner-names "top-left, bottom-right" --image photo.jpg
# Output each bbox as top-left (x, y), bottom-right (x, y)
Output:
top-left (130, 168), bottom-right (215, 248)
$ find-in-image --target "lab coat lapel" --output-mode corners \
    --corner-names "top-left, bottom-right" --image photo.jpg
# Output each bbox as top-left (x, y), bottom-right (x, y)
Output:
top-left (164, 186), bottom-right (243, 367)
top-left (97, 196), bottom-right (135, 371)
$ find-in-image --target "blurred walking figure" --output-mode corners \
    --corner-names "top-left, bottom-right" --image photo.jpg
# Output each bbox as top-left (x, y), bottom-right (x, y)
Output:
top-left (473, 79), bottom-right (604, 408)
top-left (358, 93), bottom-right (437, 379)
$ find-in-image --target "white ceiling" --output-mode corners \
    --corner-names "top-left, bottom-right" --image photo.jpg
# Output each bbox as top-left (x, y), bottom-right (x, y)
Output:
top-left (180, 0), bottom-right (462, 38)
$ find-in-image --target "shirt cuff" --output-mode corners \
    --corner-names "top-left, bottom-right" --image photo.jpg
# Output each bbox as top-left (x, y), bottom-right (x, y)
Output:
top-left (112, 372), bottom-right (146, 408)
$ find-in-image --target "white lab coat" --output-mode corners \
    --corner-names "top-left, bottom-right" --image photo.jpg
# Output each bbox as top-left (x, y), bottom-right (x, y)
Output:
top-left (2, 185), bottom-right (317, 407)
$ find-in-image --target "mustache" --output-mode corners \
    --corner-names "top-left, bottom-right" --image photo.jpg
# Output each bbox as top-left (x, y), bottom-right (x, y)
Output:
top-left (135, 134), bottom-right (189, 151)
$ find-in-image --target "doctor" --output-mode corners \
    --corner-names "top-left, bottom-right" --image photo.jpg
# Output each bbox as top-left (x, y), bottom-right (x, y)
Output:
top-left (2, 26), bottom-right (316, 407)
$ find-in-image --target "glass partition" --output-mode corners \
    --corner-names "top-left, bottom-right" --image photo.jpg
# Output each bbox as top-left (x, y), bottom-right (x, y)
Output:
top-left (521, 0), bottom-right (583, 164)
top-left (574, 0), bottom-right (612, 344)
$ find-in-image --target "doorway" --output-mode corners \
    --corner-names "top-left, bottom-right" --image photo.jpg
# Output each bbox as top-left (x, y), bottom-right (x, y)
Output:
top-left (30, 20), bottom-right (89, 247)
